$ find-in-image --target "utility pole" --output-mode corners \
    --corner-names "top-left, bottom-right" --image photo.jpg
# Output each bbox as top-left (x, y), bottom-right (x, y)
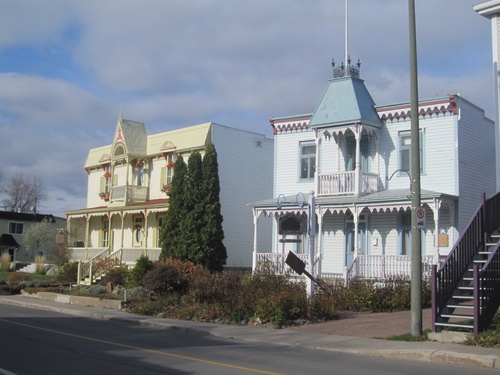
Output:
top-left (409, 0), bottom-right (422, 337)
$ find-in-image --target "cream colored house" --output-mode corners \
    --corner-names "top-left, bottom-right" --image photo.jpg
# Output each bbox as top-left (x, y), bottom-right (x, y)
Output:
top-left (66, 117), bottom-right (273, 283)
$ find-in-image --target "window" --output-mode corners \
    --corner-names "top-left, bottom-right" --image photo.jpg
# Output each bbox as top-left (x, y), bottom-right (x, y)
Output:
top-left (133, 216), bottom-right (144, 246)
top-left (8, 222), bottom-right (24, 235)
top-left (300, 142), bottom-right (316, 180)
top-left (400, 213), bottom-right (411, 256)
top-left (399, 131), bottom-right (424, 175)
top-left (160, 153), bottom-right (177, 190)
top-left (102, 219), bottom-right (109, 248)
top-left (156, 215), bottom-right (165, 247)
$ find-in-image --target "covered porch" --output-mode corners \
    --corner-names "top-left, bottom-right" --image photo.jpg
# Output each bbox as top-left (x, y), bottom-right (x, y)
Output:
top-left (249, 189), bottom-right (458, 284)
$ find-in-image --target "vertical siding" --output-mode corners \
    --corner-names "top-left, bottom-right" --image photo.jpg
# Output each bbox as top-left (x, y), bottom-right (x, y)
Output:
top-left (211, 124), bottom-right (274, 268)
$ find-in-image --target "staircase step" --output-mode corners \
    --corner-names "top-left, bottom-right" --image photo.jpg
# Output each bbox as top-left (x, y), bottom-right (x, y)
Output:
top-left (435, 322), bottom-right (474, 329)
top-left (441, 314), bottom-right (474, 320)
top-left (453, 295), bottom-right (473, 300)
top-left (447, 304), bottom-right (474, 310)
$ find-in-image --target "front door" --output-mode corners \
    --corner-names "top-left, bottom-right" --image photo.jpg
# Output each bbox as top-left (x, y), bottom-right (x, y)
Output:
top-left (345, 221), bottom-right (366, 267)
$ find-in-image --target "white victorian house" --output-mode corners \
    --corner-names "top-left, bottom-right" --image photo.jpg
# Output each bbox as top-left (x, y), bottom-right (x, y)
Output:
top-left (249, 61), bottom-right (496, 283)
top-left (66, 118), bottom-right (273, 283)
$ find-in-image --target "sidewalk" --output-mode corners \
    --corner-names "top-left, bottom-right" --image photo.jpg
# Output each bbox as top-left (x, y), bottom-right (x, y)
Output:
top-left (1, 294), bottom-right (499, 369)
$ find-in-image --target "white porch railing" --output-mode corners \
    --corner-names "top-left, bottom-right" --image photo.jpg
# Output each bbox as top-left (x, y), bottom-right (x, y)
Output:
top-left (318, 171), bottom-right (379, 196)
top-left (111, 185), bottom-right (149, 203)
top-left (348, 255), bottom-right (435, 281)
top-left (254, 253), bottom-right (434, 282)
top-left (70, 247), bottom-right (107, 262)
top-left (255, 252), bottom-right (309, 276)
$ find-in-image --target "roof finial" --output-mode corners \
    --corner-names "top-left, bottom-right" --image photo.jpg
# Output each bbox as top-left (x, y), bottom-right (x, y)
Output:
top-left (119, 108), bottom-right (122, 120)
top-left (345, 0), bottom-right (349, 74)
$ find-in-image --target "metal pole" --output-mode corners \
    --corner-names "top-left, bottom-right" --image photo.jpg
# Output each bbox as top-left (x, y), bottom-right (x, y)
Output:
top-left (409, 0), bottom-right (422, 337)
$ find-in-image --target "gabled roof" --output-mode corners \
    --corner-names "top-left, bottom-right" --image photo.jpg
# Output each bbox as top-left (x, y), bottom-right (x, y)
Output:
top-left (309, 76), bottom-right (383, 129)
top-left (114, 118), bottom-right (147, 156)
top-left (147, 122), bottom-right (212, 156)
top-left (0, 234), bottom-right (20, 248)
top-left (84, 121), bottom-right (213, 169)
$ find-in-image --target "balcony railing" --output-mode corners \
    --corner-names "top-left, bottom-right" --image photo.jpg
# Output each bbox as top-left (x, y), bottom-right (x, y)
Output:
top-left (318, 171), bottom-right (379, 196)
top-left (111, 185), bottom-right (149, 204)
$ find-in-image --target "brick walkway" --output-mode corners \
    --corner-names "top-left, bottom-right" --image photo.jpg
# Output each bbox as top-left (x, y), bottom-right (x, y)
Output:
top-left (290, 308), bottom-right (432, 339)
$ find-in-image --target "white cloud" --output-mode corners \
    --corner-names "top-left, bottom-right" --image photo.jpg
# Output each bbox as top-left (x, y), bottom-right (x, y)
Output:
top-left (0, 0), bottom-right (495, 216)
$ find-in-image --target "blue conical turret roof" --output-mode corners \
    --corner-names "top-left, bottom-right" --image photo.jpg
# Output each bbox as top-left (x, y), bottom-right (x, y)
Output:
top-left (309, 75), bottom-right (382, 128)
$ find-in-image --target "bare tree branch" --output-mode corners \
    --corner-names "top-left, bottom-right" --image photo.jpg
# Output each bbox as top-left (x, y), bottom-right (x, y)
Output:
top-left (1, 172), bottom-right (47, 213)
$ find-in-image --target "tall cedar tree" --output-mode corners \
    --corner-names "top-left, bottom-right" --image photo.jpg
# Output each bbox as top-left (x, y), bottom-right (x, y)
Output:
top-left (201, 144), bottom-right (227, 271)
top-left (159, 156), bottom-right (187, 260)
top-left (180, 152), bottom-right (205, 264)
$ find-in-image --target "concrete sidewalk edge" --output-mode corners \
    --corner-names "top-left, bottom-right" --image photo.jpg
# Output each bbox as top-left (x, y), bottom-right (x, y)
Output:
top-left (1, 295), bottom-right (499, 369)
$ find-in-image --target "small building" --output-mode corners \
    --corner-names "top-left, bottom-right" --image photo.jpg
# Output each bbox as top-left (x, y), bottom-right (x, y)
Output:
top-left (249, 61), bottom-right (496, 283)
top-left (0, 211), bottom-right (66, 263)
top-left (66, 118), bottom-right (273, 282)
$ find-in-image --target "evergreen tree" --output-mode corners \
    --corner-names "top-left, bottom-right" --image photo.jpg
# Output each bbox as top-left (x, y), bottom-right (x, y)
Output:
top-left (180, 152), bottom-right (205, 264)
top-left (159, 156), bottom-right (187, 260)
top-left (160, 146), bottom-right (227, 272)
top-left (201, 143), bottom-right (227, 271)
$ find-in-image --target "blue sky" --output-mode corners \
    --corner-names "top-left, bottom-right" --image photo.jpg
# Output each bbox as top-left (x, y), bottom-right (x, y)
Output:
top-left (0, 0), bottom-right (494, 217)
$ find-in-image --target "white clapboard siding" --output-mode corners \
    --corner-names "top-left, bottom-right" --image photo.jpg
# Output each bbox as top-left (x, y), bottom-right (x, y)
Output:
top-left (457, 100), bottom-right (496, 231)
top-left (211, 124), bottom-right (274, 268)
top-left (321, 212), bottom-right (346, 275)
top-left (275, 129), bottom-right (315, 196)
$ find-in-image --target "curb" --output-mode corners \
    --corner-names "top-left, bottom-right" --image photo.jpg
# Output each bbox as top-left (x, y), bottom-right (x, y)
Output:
top-left (1, 295), bottom-right (500, 369)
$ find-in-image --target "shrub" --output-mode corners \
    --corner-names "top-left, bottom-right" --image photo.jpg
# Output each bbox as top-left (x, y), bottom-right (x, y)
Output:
top-left (35, 256), bottom-right (46, 275)
top-left (142, 263), bottom-right (187, 296)
top-left (130, 255), bottom-right (154, 286)
top-left (7, 272), bottom-right (29, 283)
top-left (329, 277), bottom-right (431, 313)
top-left (101, 266), bottom-right (129, 287)
top-left (310, 289), bottom-right (336, 320)
top-left (1, 253), bottom-right (11, 271)
top-left (46, 244), bottom-right (73, 267)
top-left (57, 262), bottom-right (79, 283)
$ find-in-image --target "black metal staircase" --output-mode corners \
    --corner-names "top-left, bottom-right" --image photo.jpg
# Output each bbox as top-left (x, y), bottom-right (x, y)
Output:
top-left (432, 192), bottom-right (500, 336)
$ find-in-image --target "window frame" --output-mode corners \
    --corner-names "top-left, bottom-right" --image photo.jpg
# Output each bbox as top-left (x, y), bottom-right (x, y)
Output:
top-left (299, 141), bottom-right (316, 181)
top-left (8, 222), bottom-right (24, 235)
top-left (398, 130), bottom-right (425, 176)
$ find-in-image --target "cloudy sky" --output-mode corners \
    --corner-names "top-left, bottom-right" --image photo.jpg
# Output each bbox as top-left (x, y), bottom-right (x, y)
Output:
top-left (0, 0), bottom-right (494, 217)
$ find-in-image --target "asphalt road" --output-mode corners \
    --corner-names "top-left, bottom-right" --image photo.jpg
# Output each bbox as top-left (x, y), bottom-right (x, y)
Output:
top-left (0, 304), bottom-right (498, 375)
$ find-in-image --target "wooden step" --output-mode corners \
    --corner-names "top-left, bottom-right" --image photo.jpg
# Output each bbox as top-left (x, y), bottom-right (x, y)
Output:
top-left (434, 322), bottom-right (474, 329)
top-left (441, 314), bottom-right (474, 320)
top-left (447, 304), bottom-right (474, 310)
top-left (453, 295), bottom-right (473, 300)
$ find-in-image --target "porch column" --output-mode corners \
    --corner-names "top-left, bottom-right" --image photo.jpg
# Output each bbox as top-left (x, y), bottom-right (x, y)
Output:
top-left (85, 215), bottom-right (90, 261)
top-left (433, 198), bottom-right (440, 264)
top-left (274, 213), bottom-right (280, 254)
top-left (354, 124), bottom-right (361, 196)
top-left (252, 209), bottom-right (259, 272)
top-left (353, 205), bottom-right (359, 260)
top-left (314, 132), bottom-right (321, 195)
top-left (119, 212), bottom-right (124, 260)
top-left (316, 207), bottom-right (323, 278)
top-left (144, 210), bottom-right (148, 256)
